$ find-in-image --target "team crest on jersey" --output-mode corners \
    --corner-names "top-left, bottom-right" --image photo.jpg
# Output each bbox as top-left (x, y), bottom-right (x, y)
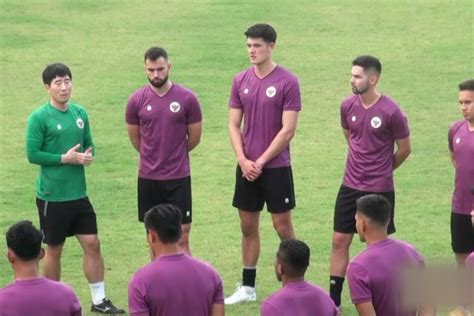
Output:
top-left (169, 101), bottom-right (181, 113)
top-left (146, 105), bottom-right (152, 112)
top-left (76, 118), bottom-right (84, 129)
top-left (370, 116), bottom-right (382, 129)
top-left (266, 86), bottom-right (276, 98)
top-left (455, 137), bottom-right (461, 144)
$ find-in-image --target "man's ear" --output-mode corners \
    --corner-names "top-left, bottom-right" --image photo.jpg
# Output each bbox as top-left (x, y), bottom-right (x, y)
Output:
top-left (7, 249), bottom-right (15, 264)
top-left (39, 248), bottom-right (45, 260)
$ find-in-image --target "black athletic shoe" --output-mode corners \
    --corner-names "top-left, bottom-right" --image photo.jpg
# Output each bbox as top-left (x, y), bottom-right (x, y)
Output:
top-left (90, 298), bottom-right (125, 314)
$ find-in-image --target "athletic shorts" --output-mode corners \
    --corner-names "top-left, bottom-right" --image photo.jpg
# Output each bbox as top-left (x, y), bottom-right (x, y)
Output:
top-left (138, 176), bottom-right (192, 224)
top-left (232, 165), bottom-right (295, 213)
top-left (36, 197), bottom-right (97, 245)
top-left (334, 184), bottom-right (395, 234)
top-left (451, 212), bottom-right (474, 253)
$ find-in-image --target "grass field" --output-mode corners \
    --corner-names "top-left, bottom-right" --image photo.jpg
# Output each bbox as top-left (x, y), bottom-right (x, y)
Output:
top-left (1, 1), bottom-right (472, 315)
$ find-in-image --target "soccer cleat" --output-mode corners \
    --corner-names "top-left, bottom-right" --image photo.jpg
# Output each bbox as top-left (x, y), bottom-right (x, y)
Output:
top-left (90, 298), bottom-right (125, 314)
top-left (224, 283), bottom-right (256, 305)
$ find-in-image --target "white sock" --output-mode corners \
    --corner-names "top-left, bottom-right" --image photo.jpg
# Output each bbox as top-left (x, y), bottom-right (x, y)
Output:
top-left (89, 281), bottom-right (106, 305)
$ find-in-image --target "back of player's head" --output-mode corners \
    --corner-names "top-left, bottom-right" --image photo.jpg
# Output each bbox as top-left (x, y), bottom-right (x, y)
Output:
top-left (352, 55), bottom-right (382, 75)
top-left (356, 194), bottom-right (392, 227)
top-left (459, 79), bottom-right (474, 91)
top-left (6, 220), bottom-right (43, 261)
top-left (42, 63), bottom-right (72, 85)
top-left (144, 47), bottom-right (168, 62)
top-left (144, 204), bottom-right (182, 243)
top-left (277, 239), bottom-right (310, 278)
top-left (245, 23), bottom-right (277, 43)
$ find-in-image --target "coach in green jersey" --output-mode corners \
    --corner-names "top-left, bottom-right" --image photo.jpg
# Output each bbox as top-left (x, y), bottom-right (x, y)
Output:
top-left (26, 63), bottom-right (124, 314)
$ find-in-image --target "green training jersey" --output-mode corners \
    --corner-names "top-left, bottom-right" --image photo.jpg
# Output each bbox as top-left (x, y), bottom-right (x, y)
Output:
top-left (26, 102), bottom-right (94, 202)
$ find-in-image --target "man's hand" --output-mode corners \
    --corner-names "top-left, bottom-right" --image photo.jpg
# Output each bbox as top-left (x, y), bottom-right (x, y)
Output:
top-left (239, 158), bottom-right (261, 181)
top-left (61, 144), bottom-right (94, 166)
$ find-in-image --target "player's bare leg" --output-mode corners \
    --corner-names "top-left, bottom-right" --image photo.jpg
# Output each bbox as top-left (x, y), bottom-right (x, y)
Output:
top-left (76, 234), bottom-right (104, 283)
top-left (179, 223), bottom-right (191, 255)
top-left (271, 211), bottom-right (295, 240)
top-left (329, 232), bottom-right (354, 307)
top-left (43, 242), bottom-right (65, 281)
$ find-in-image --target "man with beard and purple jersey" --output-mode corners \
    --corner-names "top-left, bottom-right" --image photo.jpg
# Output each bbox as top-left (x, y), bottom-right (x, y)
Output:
top-left (128, 204), bottom-right (224, 316)
top-left (448, 79), bottom-right (474, 267)
top-left (329, 55), bottom-right (411, 308)
top-left (126, 47), bottom-right (202, 255)
top-left (261, 239), bottom-right (339, 316)
top-left (226, 23), bottom-right (301, 304)
top-left (347, 194), bottom-right (434, 316)
top-left (0, 221), bottom-right (81, 316)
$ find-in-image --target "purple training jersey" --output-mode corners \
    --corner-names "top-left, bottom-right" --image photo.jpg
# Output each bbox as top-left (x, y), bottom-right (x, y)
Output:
top-left (128, 253), bottom-right (224, 316)
top-left (0, 277), bottom-right (81, 316)
top-left (448, 120), bottom-right (474, 215)
top-left (261, 281), bottom-right (339, 316)
top-left (348, 238), bottom-right (424, 316)
top-left (341, 95), bottom-right (410, 192)
top-left (126, 83), bottom-right (202, 180)
top-left (229, 66), bottom-right (301, 168)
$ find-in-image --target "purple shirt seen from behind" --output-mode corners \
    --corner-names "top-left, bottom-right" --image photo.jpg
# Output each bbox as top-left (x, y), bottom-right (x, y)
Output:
top-left (348, 238), bottom-right (424, 316)
top-left (341, 95), bottom-right (410, 192)
top-left (261, 281), bottom-right (339, 316)
top-left (229, 66), bottom-right (301, 168)
top-left (0, 277), bottom-right (81, 316)
top-left (466, 252), bottom-right (474, 267)
top-left (128, 253), bottom-right (224, 316)
top-left (126, 84), bottom-right (202, 180)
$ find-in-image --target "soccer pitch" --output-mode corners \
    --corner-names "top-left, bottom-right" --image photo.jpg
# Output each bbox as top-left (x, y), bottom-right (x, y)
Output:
top-left (0, 1), bottom-right (472, 315)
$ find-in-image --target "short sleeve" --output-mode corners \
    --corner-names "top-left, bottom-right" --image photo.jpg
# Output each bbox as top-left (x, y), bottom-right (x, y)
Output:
top-left (448, 123), bottom-right (456, 152)
top-left (260, 300), bottom-right (279, 316)
top-left (282, 78), bottom-right (301, 111)
top-left (390, 108), bottom-right (410, 140)
top-left (186, 93), bottom-right (202, 125)
top-left (229, 76), bottom-right (242, 109)
top-left (347, 262), bottom-right (372, 304)
top-left (66, 286), bottom-right (82, 316)
top-left (126, 93), bottom-right (140, 125)
top-left (340, 101), bottom-right (349, 130)
top-left (128, 275), bottom-right (150, 315)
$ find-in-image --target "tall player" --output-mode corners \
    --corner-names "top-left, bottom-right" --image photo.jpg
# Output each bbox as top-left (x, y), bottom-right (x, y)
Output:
top-left (126, 47), bottom-right (202, 255)
top-left (26, 63), bottom-right (124, 314)
top-left (329, 56), bottom-right (411, 307)
top-left (225, 23), bottom-right (301, 304)
top-left (448, 79), bottom-right (474, 267)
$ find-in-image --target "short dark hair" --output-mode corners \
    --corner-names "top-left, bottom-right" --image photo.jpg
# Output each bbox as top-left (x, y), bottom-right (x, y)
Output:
top-left (352, 55), bottom-right (382, 75)
top-left (277, 239), bottom-right (310, 278)
top-left (42, 63), bottom-right (72, 85)
top-left (459, 79), bottom-right (474, 91)
top-left (144, 204), bottom-right (182, 243)
top-left (356, 194), bottom-right (392, 227)
top-left (245, 23), bottom-right (277, 43)
top-left (144, 47), bottom-right (168, 62)
top-left (6, 220), bottom-right (43, 261)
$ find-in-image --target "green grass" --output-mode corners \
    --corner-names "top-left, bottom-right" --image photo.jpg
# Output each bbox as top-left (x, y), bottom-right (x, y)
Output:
top-left (1, 1), bottom-right (472, 315)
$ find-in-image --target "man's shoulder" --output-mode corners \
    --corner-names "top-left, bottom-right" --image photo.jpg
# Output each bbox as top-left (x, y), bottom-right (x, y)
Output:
top-left (379, 95), bottom-right (403, 113)
top-left (171, 83), bottom-right (199, 100)
top-left (68, 101), bottom-right (87, 113)
top-left (449, 119), bottom-right (466, 133)
top-left (275, 65), bottom-right (299, 81)
top-left (28, 103), bottom-right (51, 119)
top-left (341, 95), bottom-right (359, 108)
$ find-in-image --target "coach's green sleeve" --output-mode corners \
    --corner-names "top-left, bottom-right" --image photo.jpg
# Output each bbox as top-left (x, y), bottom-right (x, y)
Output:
top-left (82, 110), bottom-right (95, 156)
top-left (26, 114), bottom-right (62, 166)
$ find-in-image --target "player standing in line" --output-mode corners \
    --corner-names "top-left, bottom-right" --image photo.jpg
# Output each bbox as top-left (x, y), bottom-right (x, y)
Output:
top-left (225, 23), bottom-right (301, 304)
top-left (26, 63), bottom-right (124, 314)
top-left (329, 55), bottom-right (411, 307)
top-left (126, 47), bottom-right (202, 255)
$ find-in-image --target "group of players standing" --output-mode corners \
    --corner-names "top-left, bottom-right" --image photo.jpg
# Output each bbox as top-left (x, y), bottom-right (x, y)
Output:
top-left (0, 23), bottom-right (473, 316)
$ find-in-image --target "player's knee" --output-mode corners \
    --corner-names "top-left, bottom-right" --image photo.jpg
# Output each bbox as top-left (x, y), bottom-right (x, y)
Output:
top-left (241, 222), bottom-right (259, 238)
top-left (273, 221), bottom-right (293, 238)
top-left (331, 234), bottom-right (351, 250)
top-left (83, 237), bottom-right (101, 254)
top-left (46, 244), bottom-right (64, 258)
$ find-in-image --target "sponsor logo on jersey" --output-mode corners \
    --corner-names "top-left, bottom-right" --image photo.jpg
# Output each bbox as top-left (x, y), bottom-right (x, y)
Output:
top-left (266, 86), bottom-right (276, 98)
top-left (371, 116), bottom-right (382, 129)
top-left (146, 105), bottom-right (152, 112)
top-left (76, 118), bottom-right (84, 129)
top-left (170, 101), bottom-right (181, 113)
top-left (57, 124), bottom-right (62, 130)
top-left (455, 137), bottom-right (461, 144)
top-left (244, 88), bottom-right (249, 94)
top-left (351, 115), bottom-right (357, 122)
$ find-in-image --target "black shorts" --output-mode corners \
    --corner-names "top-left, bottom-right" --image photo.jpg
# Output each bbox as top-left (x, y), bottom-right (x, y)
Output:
top-left (36, 197), bottom-right (97, 245)
top-left (451, 212), bottom-right (474, 253)
top-left (334, 185), bottom-right (396, 234)
top-left (138, 176), bottom-right (192, 224)
top-left (232, 165), bottom-right (295, 213)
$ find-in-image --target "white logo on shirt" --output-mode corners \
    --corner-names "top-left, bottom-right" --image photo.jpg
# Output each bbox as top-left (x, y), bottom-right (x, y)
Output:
top-left (244, 88), bottom-right (249, 94)
top-left (76, 118), bottom-right (84, 129)
top-left (371, 116), bottom-right (382, 129)
top-left (146, 105), bottom-right (152, 112)
top-left (351, 115), bottom-right (357, 122)
top-left (455, 137), bottom-right (461, 144)
top-left (266, 86), bottom-right (276, 98)
top-left (169, 102), bottom-right (181, 113)
top-left (57, 124), bottom-right (62, 130)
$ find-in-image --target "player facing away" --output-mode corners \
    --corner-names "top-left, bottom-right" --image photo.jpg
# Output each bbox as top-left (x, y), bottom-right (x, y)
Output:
top-left (448, 79), bottom-right (474, 267)
top-left (0, 221), bottom-right (81, 316)
top-left (226, 23), bottom-right (302, 304)
top-left (261, 239), bottom-right (339, 316)
top-left (128, 204), bottom-right (225, 316)
top-left (347, 195), bottom-right (434, 316)
top-left (126, 47), bottom-right (202, 255)
top-left (26, 63), bottom-right (124, 314)
top-left (329, 55), bottom-right (411, 307)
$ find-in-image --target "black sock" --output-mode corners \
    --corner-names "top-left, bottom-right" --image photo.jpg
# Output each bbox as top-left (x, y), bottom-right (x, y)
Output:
top-left (329, 275), bottom-right (345, 307)
top-left (242, 268), bottom-right (256, 288)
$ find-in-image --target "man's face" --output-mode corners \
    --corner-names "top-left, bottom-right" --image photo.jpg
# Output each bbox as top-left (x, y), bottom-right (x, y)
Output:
top-left (45, 75), bottom-right (72, 106)
top-left (355, 212), bottom-right (366, 242)
top-left (459, 90), bottom-right (474, 121)
top-left (246, 37), bottom-right (274, 65)
top-left (350, 66), bottom-right (376, 95)
top-left (145, 57), bottom-right (170, 88)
